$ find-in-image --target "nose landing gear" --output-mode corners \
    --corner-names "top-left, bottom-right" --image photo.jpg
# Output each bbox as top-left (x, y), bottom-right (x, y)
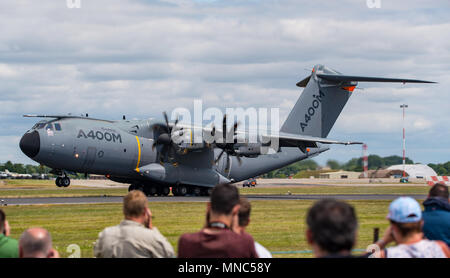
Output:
top-left (56, 176), bottom-right (70, 187)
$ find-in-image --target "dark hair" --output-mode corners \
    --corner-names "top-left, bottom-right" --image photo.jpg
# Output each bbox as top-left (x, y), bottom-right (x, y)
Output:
top-left (210, 184), bottom-right (240, 215)
top-left (238, 197), bottom-right (251, 227)
top-left (429, 183), bottom-right (449, 199)
top-left (389, 220), bottom-right (422, 237)
top-left (0, 209), bottom-right (5, 233)
top-left (306, 199), bottom-right (358, 253)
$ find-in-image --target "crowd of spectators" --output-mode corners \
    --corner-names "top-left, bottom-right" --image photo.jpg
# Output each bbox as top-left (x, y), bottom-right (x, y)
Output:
top-left (1, 183), bottom-right (448, 258)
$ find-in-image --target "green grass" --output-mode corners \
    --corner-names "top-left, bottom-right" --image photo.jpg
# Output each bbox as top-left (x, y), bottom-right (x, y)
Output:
top-left (0, 179), bottom-right (84, 189)
top-left (0, 188), bottom-right (128, 198)
top-left (3, 199), bottom-right (413, 258)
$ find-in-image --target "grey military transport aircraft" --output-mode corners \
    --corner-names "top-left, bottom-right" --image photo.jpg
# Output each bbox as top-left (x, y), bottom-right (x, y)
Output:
top-left (19, 65), bottom-right (434, 196)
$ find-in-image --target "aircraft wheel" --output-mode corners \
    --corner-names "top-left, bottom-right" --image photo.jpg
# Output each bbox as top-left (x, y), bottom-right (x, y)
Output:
top-left (145, 186), bottom-right (158, 197)
top-left (160, 187), bottom-right (170, 196)
top-left (192, 187), bottom-right (201, 196)
top-left (55, 177), bottom-right (63, 187)
top-left (61, 177), bottom-right (70, 187)
top-left (132, 184), bottom-right (144, 192)
top-left (177, 186), bottom-right (188, 196)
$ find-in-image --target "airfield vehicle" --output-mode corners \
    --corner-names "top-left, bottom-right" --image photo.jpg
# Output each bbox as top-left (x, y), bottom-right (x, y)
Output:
top-left (243, 178), bottom-right (257, 187)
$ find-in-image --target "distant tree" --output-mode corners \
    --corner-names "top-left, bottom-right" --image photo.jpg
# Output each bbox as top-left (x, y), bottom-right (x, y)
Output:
top-left (326, 160), bottom-right (341, 170)
top-left (261, 159), bottom-right (318, 178)
top-left (4, 161), bottom-right (14, 171)
top-left (428, 162), bottom-right (450, 176)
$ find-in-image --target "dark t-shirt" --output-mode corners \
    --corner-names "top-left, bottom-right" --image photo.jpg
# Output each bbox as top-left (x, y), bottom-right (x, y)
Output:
top-left (178, 229), bottom-right (258, 258)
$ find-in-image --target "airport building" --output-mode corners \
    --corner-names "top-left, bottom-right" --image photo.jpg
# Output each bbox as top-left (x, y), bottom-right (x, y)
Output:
top-left (386, 164), bottom-right (437, 179)
top-left (319, 171), bottom-right (361, 179)
top-left (358, 164), bottom-right (437, 179)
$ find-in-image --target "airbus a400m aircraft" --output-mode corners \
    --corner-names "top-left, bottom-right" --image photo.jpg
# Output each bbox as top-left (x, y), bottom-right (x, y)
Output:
top-left (19, 65), bottom-right (434, 196)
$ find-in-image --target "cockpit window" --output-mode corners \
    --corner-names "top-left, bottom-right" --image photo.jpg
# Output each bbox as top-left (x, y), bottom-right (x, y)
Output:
top-left (54, 123), bottom-right (61, 131)
top-left (46, 123), bottom-right (54, 130)
top-left (33, 123), bottom-right (46, 129)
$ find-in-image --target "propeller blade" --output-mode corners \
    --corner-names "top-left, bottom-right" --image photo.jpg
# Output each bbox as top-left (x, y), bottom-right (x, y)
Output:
top-left (163, 111), bottom-right (169, 128)
top-left (222, 115), bottom-right (227, 142)
top-left (214, 150), bottom-right (225, 164)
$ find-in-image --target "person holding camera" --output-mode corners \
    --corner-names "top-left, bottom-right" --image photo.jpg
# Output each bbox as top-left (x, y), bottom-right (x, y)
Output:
top-left (94, 190), bottom-right (174, 258)
top-left (374, 197), bottom-right (450, 258)
top-left (177, 184), bottom-right (258, 258)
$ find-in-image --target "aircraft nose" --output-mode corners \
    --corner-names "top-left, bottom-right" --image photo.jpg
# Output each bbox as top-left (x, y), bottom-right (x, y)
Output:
top-left (19, 130), bottom-right (40, 158)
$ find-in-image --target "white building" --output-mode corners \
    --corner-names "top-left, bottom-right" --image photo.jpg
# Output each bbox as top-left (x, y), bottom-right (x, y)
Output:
top-left (387, 164), bottom-right (437, 179)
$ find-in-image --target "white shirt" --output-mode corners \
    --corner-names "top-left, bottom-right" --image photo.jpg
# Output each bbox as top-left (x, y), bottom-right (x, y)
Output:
top-left (255, 241), bottom-right (272, 258)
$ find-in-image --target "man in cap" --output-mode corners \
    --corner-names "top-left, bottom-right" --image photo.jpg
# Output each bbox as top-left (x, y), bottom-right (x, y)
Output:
top-left (374, 197), bottom-right (450, 258)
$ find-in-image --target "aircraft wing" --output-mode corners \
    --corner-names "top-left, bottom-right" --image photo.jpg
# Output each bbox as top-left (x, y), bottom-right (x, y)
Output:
top-left (23, 114), bottom-right (113, 122)
top-left (316, 74), bottom-right (436, 84)
top-left (269, 132), bottom-right (363, 148)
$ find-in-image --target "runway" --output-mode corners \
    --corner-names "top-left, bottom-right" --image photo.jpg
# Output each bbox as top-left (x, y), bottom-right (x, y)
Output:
top-left (0, 194), bottom-right (428, 205)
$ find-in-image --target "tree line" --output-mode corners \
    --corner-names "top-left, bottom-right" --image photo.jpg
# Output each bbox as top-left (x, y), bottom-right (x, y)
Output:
top-left (261, 155), bottom-right (450, 178)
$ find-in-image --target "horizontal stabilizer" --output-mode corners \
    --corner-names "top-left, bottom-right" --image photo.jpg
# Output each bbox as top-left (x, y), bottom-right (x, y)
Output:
top-left (296, 75), bottom-right (311, 87)
top-left (316, 74), bottom-right (436, 84)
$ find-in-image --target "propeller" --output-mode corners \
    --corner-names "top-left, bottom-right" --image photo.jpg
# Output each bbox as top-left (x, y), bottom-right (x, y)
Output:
top-left (213, 115), bottom-right (242, 169)
top-left (152, 112), bottom-right (180, 163)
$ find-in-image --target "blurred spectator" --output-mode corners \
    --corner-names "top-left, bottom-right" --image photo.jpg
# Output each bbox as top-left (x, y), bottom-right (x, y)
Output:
top-left (0, 209), bottom-right (19, 258)
top-left (236, 197), bottom-right (272, 258)
top-left (178, 184), bottom-right (258, 258)
top-left (422, 183), bottom-right (450, 246)
top-left (306, 199), bottom-right (359, 258)
top-left (19, 228), bottom-right (59, 258)
top-left (374, 197), bottom-right (450, 258)
top-left (94, 190), bottom-right (174, 258)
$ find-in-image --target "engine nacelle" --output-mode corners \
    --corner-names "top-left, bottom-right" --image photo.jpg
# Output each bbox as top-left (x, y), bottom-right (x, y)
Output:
top-left (171, 128), bottom-right (206, 151)
top-left (234, 145), bottom-right (262, 157)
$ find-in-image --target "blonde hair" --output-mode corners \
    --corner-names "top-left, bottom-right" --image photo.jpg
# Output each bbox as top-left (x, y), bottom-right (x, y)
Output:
top-left (123, 190), bottom-right (148, 218)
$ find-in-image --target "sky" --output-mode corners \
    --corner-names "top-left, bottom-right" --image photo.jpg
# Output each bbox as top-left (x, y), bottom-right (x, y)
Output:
top-left (0, 0), bottom-right (449, 166)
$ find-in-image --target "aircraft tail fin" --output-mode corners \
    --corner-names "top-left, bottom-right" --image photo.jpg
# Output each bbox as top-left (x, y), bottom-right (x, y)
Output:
top-left (281, 65), bottom-right (435, 138)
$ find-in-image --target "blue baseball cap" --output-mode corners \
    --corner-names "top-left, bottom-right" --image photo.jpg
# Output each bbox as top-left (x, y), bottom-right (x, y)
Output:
top-left (387, 197), bottom-right (422, 223)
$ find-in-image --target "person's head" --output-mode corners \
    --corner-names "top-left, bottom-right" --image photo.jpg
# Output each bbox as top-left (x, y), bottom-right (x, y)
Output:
top-left (207, 184), bottom-right (240, 224)
top-left (123, 190), bottom-right (151, 227)
top-left (0, 209), bottom-right (6, 235)
top-left (428, 183), bottom-right (449, 201)
top-left (306, 199), bottom-right (358, 257)
top-left (387, 197), bottom-right (423, 242)
top-left (237, 197), bottom-right (251, 232)
top-left (19, 228), bottom-right (55, 258)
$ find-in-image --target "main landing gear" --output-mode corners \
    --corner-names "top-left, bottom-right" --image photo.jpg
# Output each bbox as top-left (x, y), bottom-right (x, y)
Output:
top-left (128, 184), bottom-right (212, 197)
top-left (55, 176), bottom-right (70, 187)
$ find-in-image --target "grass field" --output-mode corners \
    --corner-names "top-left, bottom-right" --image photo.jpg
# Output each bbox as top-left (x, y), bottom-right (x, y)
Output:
top-left (2, 199), bottom-right (415, 258)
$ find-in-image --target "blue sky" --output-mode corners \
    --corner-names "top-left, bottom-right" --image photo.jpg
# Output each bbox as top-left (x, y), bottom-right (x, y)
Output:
top-left (0, 0), bottom-right (449, 166)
